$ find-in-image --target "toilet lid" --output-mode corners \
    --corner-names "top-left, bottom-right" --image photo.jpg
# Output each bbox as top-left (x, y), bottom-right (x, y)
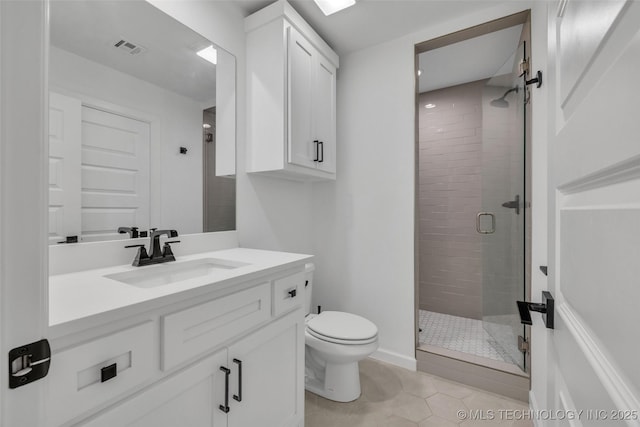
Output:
top-left (306, 311), bottom-right (378, 342)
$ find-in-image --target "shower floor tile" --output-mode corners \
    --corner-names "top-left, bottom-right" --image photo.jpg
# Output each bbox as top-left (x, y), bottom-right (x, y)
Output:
top-left (418, 310), bottom-right (519, 366)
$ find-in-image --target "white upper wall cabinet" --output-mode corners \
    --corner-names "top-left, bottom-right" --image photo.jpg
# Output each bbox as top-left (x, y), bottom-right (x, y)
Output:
top-left (245, 0), bottom-right (339, 180)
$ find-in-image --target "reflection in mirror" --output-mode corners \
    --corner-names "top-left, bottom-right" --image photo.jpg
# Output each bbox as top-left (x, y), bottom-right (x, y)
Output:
top-left (48, 0), bottom-right (236, 245)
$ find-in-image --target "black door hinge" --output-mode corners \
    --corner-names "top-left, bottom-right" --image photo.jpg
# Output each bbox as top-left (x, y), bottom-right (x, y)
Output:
top-left (8, 339), bottom-right (51, 389)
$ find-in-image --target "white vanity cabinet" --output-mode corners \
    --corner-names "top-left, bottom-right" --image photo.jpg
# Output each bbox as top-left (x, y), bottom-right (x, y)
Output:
top-left (82, 312), bottom-right (303, 427)
top-left (47, 257), bottom-right (308, 427)
top-left (246, 0), bottom-right (338, 180)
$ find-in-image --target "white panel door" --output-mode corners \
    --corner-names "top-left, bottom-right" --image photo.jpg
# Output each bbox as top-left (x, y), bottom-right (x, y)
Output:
top-left (546, 0), bottom-right (640, 424)
top-left (314, 56), bottom-right (336, 174)
top-left (227, 310), bottom-right (304, 427)
top-left (48, 92), bottom-right (81, 244)
top-left (0, 1), bottom-right (49, 425)
top-left (287, 27), bottom-right (317, 170)
top-left (81, 106), bottom-right (150, 241)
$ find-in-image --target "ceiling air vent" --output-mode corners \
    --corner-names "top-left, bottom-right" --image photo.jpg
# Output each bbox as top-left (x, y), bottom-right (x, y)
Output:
top-left (113, 39), bottom-right (146, 55)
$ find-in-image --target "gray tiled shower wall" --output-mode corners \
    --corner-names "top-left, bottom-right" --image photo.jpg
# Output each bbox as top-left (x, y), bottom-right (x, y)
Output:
top-left (203, 108), bottom-right (236, 232)
top-left (418, 80), bottom-right (486, 320)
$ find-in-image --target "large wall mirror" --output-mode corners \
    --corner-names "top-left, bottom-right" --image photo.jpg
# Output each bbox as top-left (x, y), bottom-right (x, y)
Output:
top-left (48, 0), bottom-right (236, 245)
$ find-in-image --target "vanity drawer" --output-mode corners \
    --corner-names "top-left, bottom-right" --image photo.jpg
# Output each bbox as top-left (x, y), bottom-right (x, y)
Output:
top-left (273, 272), bottom-right (305, 317)
top-left (48, 321), bottom-right (156, 427)
top-left (161, 283), bottom-right (271, 371)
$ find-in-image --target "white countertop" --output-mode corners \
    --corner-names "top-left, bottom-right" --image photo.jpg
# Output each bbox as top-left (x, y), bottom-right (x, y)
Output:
top-left (49, 248), bottom-right (312, 328)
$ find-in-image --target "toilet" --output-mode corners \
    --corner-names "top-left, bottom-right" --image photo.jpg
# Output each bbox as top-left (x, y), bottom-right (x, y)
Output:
top-left (304, 264), bottom-right (379, 402)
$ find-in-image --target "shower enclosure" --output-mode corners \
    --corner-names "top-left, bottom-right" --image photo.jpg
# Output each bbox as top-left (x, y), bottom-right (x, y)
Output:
top-left (480, 42), bottom-right (527, 371)
top-left (417, 39), bottom-right (528, 372)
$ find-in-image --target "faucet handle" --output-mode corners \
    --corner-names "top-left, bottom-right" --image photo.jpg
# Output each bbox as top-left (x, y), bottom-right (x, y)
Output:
top-left (125, 244), bottom-right (150, 266)
top-left (162, 240), bottom-right (180, 259)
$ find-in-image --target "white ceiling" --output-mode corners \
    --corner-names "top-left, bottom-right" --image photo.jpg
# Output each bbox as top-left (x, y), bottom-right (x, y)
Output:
top-left (50, 0), bottom-right (218, 103)
top-left (50, 1), bottom-right (522, 102)
top-left (232, 1), bottom-right (524, 93)
top-left (418, 24), bottom-right (523, 93)
top-left (233, 0), bottom-right (507, 55)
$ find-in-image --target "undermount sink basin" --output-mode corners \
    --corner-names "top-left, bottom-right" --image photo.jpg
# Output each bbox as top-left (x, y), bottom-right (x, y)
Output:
top-left (105, 258), bottom-right (250, 288)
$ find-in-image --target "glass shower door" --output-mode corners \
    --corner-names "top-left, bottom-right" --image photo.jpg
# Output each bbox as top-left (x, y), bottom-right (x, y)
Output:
top-left (479, 42), bottom-right (526, 371)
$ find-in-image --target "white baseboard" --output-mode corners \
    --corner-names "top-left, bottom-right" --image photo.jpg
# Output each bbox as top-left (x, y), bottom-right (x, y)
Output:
top-left (369, 348), bottom-right (417, 371)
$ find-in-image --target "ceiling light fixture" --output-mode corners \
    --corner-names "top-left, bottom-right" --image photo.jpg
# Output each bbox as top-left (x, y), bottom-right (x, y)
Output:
top-left (425, 103), bottom-right (436, 109)
top-left (313, 0), bottom-right (356, 16)
top-left (197, 45), bottom-right (217, 65)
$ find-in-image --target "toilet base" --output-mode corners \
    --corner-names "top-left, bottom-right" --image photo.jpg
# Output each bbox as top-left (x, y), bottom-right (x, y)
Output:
top-left (305, 361), bottom-right (361, 402)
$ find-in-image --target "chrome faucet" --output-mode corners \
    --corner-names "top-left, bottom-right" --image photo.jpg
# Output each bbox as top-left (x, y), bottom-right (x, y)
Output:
top-left (125, 229), bottom-right (179, 267)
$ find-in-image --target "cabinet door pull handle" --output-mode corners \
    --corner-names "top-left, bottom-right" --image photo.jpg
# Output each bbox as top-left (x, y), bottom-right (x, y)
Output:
top-left (100, 363), bottom-right (117, 383)
top-left (319, 141), bottom-right (324, 163)
top-left (313, 140), bottom-right (319, 162)
top-left (288, 289), bottom-right (297, 298)
top-left (219, 366), bottom-right (231, 413)
top-left (233, 358), bottom-right (242, 402)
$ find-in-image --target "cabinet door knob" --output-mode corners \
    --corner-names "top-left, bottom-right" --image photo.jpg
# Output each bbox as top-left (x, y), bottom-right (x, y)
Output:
top-left (288, 289), bottom-right (297, 298)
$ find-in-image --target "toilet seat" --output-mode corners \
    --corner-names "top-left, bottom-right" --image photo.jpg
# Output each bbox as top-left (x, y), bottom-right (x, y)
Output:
top-left (306, 311), bottom-right (378, 345)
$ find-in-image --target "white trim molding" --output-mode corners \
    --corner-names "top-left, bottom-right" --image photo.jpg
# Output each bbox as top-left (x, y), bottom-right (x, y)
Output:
top-left (558, 302), bottom-right (640, 426)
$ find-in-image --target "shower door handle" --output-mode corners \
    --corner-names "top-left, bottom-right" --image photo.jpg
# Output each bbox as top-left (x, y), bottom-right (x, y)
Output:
top-left (476, 212), bottom-right (495, 234)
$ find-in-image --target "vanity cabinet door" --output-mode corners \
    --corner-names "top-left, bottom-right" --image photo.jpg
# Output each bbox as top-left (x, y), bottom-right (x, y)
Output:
top-left (82, 350), bottom-right (229, 427)
top-left (227, 309), bottom-right (304, 427)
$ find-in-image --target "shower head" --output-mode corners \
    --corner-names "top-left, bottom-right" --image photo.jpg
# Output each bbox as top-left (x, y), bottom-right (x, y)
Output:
top-left (490, 86), bottom-right (519, 108)
top-left (490, 98), bottom-right (510, 108)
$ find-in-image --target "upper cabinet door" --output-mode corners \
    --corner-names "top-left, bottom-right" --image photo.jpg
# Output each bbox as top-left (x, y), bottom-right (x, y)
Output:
top-left (245, 0), bottom-right (339, 180)
top-left (314, 56), bottom-right (337, 174)
top-left (287, 27), bottom-right (316, 170)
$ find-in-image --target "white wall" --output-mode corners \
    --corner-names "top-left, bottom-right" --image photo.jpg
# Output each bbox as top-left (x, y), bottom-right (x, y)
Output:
top-left (49, 46), bottom-right (204, 234)
top-left (311, 1), bottom-right (549, 373)
top-left (150, 0), bottom-right (315, 256)
top-left (151, 1), bottom-right (550, 401)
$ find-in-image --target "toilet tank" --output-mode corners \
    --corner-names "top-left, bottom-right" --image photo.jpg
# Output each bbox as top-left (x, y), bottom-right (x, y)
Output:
top-left (304, 263), bottom-right (315, 315)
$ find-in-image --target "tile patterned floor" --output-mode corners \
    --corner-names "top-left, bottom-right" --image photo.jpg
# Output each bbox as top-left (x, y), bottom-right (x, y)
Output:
top-left (418, 310), bottom-right (519, 366)
top-left (305, 358), bottom-right (533, 426)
